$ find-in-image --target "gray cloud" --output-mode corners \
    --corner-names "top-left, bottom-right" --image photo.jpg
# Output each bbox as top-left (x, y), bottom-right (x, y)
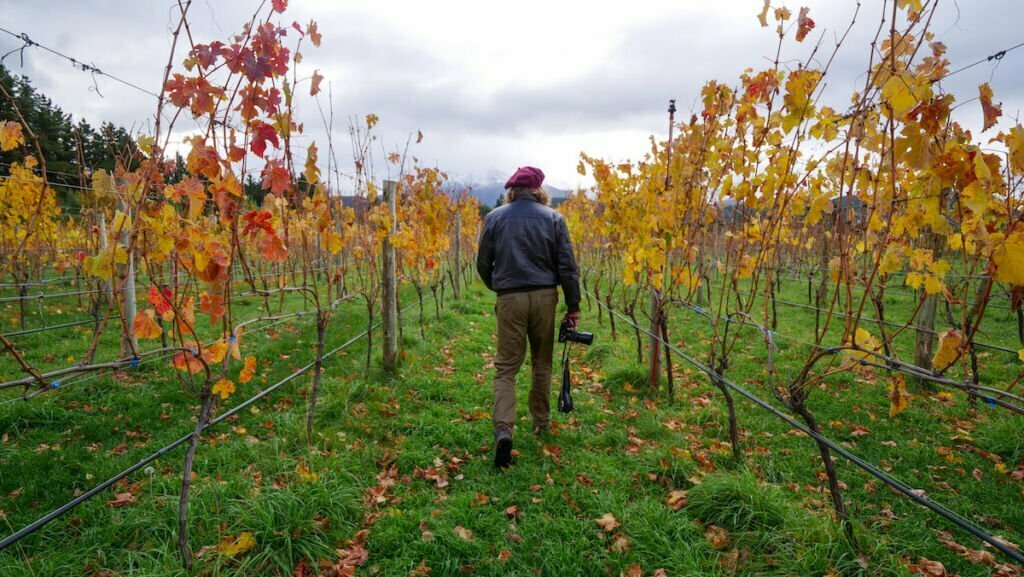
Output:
top-left (1, 0), bottom-right (1022, 188)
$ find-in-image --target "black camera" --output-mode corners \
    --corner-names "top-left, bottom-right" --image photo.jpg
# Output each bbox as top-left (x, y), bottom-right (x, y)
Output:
top-left (558, 319), bottom-right (594, 346)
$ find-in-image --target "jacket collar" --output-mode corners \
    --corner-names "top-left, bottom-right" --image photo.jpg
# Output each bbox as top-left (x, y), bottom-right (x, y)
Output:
top-left (511, 194), bottom-right (541, 203)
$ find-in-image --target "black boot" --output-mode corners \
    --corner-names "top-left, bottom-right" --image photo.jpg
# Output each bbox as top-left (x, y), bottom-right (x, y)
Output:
top-left (494, 429), bottom-right (513, 469)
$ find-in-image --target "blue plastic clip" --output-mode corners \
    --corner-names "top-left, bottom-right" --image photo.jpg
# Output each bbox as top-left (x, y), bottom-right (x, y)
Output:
top-left (50, 380), bottom-right (61, 390)
top-left (693, 306), bottom-right (703, 316)
top-left (229, 335), bottom-right (237, 343)
top-left (986, 397), bottom-right (996, 409)
top-left (827, 348), bottom-right (839, 355)
top-left (129, 357), bottom-right (140, 368)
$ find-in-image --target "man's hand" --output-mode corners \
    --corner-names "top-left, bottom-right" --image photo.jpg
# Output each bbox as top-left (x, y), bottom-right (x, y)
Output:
top-left (563, 311), bottom-right (580, 331)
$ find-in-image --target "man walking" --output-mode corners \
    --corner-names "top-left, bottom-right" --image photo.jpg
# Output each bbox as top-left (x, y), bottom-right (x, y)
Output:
top-left (476, 166), bottom-right (580, 469)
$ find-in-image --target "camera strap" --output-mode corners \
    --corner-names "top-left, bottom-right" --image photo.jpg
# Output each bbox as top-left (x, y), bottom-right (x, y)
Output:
top-left (558, 341), bottom-right (575, 413)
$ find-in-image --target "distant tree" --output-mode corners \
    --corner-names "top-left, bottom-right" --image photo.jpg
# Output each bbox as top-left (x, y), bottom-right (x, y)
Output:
top-left (166, 152), bottom-right (187, 185)
top-left (244, 173), bottom-right (266, 206)
top-left (0, 65), bottom-right (138, 213)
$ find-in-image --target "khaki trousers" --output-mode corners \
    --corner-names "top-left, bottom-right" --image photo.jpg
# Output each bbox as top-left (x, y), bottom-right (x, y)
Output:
top-left (492, 288), bottom-right (558, 438)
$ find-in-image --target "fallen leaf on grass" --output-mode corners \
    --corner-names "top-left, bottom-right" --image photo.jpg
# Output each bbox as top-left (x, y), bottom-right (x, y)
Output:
top-left (216, 531), bottom-right (256, 557)
top-left (850, 425), bottom-right (871, 437)
top-left (292, 557), bottom-right (311, 577)
top-left (410, 559), bottom-right (432, 577)
top-left (295, 459), bottom-right (318, 483)
top-left (610, 532), bottom-right (630, 553)
top-left (909, 558), bottom-right (947, 576)
top-left (505, 505), bottom-right (522, 519)
top-left (107, 492), bottom-right (135, 507)
top-left (454, 526), bottom-right (473, 540)
top-left (704, 525), bottom-right (731, 550)
top-left (994, 563), bottom-right (1023, 577)
top-left (935, 530), bottom-right (996, 565)
top-left (666, 489), bottom-right (688, 510)
top-left (719, 547), bottom-right (751, 571)
top-left (335, 543), bottom-right (369, 569)
top-left (594, 513), bottom-right (619, 532)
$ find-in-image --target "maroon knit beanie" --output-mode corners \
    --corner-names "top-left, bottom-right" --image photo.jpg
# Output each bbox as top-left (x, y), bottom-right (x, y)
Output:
top-left (504, 166), bottom-right (545, 189)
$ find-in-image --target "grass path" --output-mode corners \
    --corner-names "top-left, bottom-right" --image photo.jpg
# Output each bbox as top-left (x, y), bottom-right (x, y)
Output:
top-left (1, 280), bottom-right (1022, 576)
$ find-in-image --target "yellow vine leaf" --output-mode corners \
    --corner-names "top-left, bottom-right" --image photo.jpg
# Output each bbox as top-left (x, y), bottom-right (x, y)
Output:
top-left (212, 378), bottom-right (235, 400)
top-left (961, 180), bottom-right (989, 216)
top-left (888, 374), bottom-right (911, 417)
top-left (735, 255), bottom-right (756, 279)
top-left (239, 356), bottom-right (257, 383)
top-left (204, 341), bottom-right (229, 365)
top-left (137, 134), bottom-right (155, 156)
top-left (878, 247), bottom-right (902, 275)
top-left (132, 310), bottom-right (163, 340)
top-left (296, 459), bottom-right (318, 482)
top-left (674, 266), bottom-right (701, 292)
top-left (844, 327), bottom-right (880, 360)
top-left (304, 142), bottom-right (320, 184)
top-left (216, 532), bottom-right (255, 557)
top-left (992, 233), bottom-right (1024, 287)
top-left (323, 230), bottom-right (343, 255)
top-left (1018, 349), bottom-right (1024, 363)
top-left (897, 0), bottom-right (923, 12)
top-left (905, 273), bottom-right (923, 290)
top-left (923, 274), bottom-right (945, 295)
top-left (932, 329), bottom-right (963, 371)
top-left (973, 152), bottom-right (992, 182)
top-left (0, 121), bottom-right (24, 151)
top-left (882, 73), bottom-right (930, 119)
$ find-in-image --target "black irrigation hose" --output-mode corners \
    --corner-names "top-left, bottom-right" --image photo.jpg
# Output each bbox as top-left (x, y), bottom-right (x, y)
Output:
top-left (0, 280), bottom-right (444, 552)
top-left (582, 288), bottom-right (1024, 565)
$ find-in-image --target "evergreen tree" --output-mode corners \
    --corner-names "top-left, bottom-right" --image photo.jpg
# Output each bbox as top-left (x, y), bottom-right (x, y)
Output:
top-left (0, 65), bottom-right (139, 212)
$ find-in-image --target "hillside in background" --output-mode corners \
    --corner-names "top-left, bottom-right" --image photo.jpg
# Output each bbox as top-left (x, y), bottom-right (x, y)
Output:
top-left (464, 181), bottom-right (571, 206)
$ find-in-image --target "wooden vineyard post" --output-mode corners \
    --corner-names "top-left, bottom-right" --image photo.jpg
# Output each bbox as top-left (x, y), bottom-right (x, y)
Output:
top-left (382, 179), bottom-right (399, 372)
top-left (912, 226), bottom-right (944, 386)
top-left (647, 99), bottom-right (675, 391)
top-left (453, 210), bottom-right (462, 300)
top-left (117, 197), bottom-right (138, 357)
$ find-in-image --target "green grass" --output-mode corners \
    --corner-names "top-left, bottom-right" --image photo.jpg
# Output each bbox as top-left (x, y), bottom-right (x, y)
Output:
top-left (0, 275), bottom-right (1021, 576)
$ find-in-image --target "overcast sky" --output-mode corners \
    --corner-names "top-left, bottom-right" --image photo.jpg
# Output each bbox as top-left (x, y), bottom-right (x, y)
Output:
top-left (1, 0), bottom-right (1022, 190)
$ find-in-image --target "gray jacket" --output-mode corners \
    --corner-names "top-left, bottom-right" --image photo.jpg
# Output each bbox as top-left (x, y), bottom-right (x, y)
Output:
top-left (476, 196), bottom-right (581, 312)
